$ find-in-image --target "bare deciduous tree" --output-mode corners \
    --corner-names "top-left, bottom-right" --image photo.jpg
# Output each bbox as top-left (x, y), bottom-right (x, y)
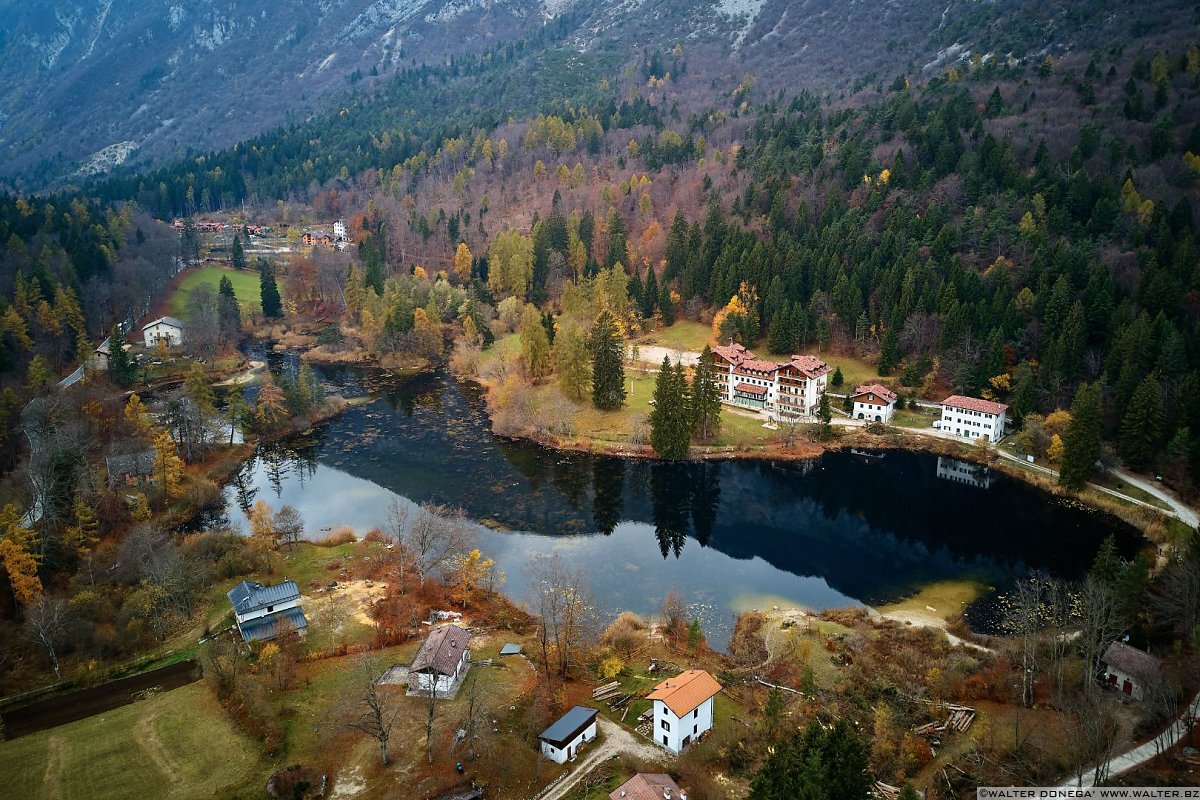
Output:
top-left (25, 596), bottom-right (68, 679)
top-left (341, 659), bottom-right (400, 766)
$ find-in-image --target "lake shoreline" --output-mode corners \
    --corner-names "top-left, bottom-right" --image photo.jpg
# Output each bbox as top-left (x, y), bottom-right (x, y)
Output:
top-left (462, 370), bottom-right (1170, 540)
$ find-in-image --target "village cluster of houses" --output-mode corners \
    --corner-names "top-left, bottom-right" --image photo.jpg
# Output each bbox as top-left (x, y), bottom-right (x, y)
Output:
top-left (302, 219), bottom-right (350, 249)
top-left (709, 342), bottom-right (1011, 441)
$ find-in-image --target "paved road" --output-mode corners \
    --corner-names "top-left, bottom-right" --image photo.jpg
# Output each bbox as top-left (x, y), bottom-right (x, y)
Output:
top-left (535, 717), bottom-right (665, 800)
top-left (1113, 469), bottom-right (1199, 528)
top-left (1059, 691), bottom-right (1200, 787)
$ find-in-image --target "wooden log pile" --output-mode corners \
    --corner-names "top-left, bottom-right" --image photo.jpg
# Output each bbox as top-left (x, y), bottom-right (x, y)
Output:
top-left (592, 681), bottom-right (621, 701)
top-left (912, 704), bottom-right (976, 737)
top-left (873, 781), bottom-right (924, 800)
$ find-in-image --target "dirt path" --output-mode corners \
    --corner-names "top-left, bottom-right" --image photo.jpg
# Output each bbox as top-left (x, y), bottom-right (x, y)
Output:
top-left (136, 709), bottom-right (182, 785)
top-left (536, 718), bottom-right (665, 800)
top-left (1113, 468), bottom-right (1199, 528)
top-left (42, 735), bottom-right (65, 800)
top-left (214, 359), bottom-right (265, 387)
top-left (631, 345), bottom-right (700, 367)
top-left (873, 610), bottom-right (993, 653)
top-left (1059, 690), bottom-right (1200, 787)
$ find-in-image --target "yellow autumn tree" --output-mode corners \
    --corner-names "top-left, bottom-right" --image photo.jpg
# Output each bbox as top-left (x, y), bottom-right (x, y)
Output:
top-left (712, 294), bottom-right (750, 343)
top-left (1047, 434), bottom-right (1065, 464)
top-left (255, 376), bottom-right (290, 432)
top-left (152, 429), bottom-right (185, 499)
top-left (0, 538), bottom-right (42, 606)
top-left (450, 548), bottom-right (498, 609)
top-left (124, 393), bottom-right (152, 437)
top-left (453, 242), bottom-right (473, 282)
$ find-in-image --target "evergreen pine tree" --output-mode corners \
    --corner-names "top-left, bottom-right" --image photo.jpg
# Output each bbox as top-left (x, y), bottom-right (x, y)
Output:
top-left (691, 345), bottom-right (722, 441)
top-left (877, 328), bottom-right (899, 376)
top-left (217, 275), bottom-right (242, 343)
top-left (831, 366), bottom-right (844, 388)
top-left (231, 235), bottom-right (246, 270)
top-left (1059, 382), bottom-right (1103, 490)
top-left (658, 281), bottom-right (675, 325)
top-left (589, 310), bottom-right (626, 410)
top-left (642, 268), bottom-right (659, 317)
top-left (1119, 374), bottom-right (1165, 470)
top-left (259, 260), bottom-right (283, 318)
top-left (107, 324), bottom-right (135, 388)
top-left (650, 356), bottom-right (690, 459)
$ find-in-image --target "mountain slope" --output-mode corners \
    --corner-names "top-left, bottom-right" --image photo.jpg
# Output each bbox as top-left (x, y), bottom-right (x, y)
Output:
top-left (4, 0), bottom-right (1190, 187)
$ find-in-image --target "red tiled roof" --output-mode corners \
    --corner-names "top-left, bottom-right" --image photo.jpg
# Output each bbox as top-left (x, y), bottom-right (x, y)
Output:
top-left (789, 354), bottom-right (831, 378)
top-left (740, 358), bottom-right (782, 373)
top-left (852, 383), bottom-right (897, 404)
top-left (712, 342), bottom-right (751, 366)
top-left (647, 669), bottom-right (722, 717)
top-left (609, 774), bottom-right (681, 800)
top-left (940, 395), bottom-right (1009, 415)
top-left (734, 382), bottom-right (767, 396)
top-left (411, 624), bottom-right (471, 676)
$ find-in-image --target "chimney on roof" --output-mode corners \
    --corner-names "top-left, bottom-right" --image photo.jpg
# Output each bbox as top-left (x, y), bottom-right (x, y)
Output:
top-left (664, 790), bottom-right (672, 800)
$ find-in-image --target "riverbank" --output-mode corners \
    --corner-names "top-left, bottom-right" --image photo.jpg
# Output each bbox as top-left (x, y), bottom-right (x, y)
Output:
top-left (250, 320), bottom-right (430, 373)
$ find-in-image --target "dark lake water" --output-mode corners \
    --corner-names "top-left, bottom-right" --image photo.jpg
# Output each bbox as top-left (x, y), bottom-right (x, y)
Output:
top-left (207, 357), bottom-right (1140, 648)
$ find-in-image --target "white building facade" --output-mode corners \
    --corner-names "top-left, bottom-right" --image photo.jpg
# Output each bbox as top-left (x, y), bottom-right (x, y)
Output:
top-left (647, 669), bottom-right (722, 754)
top-left (142, 316), bottom-right (185, 348)
top-left (538, 706), bottom-right (598, 764)
top-left (939, 395), bottom-right (1008, 442)
top-left (851, 383), bottom-right (898, 423)
top-left (711, 343), bottom-right (830, 421)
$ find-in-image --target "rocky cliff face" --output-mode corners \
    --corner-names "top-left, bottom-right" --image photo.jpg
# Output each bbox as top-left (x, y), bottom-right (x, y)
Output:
top-left (0, 0), bottom-right (1176, 185)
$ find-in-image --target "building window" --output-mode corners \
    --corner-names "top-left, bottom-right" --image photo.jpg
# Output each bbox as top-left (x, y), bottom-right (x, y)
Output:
top-left (661, 719), bottom-right (670, 731)
top-left (694, 708), bottom-right (699, 718)
top-left (663, 734), bottom-right (669, 746)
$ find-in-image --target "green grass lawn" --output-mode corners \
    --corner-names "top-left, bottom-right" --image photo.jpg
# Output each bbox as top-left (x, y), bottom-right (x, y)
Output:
top-left (893, 408), bottom-right (937, 429)
top-left (0, 683), bottom-right (263, 800)
top-left (635, 321), bottom-right (713, 352)
top-left (169, 266), bottom-right (263, 319)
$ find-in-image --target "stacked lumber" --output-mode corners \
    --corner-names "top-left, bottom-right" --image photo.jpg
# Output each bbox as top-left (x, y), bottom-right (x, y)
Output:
top-left (592, 681), bottom-right (621, 701)
top-left (911, 704), bottom-right (976, 736)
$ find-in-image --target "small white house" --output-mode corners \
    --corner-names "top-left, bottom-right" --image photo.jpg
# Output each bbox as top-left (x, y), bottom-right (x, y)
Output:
top-left (939, 395), bottom-right (1008, 442)
top-left (142, 316), bottom-right (185, 348)
top-left (851, 383), bottom-right (898, 423)
top-left (1100, 641), bottom-right (1161, 700)
top-left (538, 705), bottom-right (598, 764)
top-left (409, 624), bottom-right (471, 697)
top-left (227, 580), bottom-right (308, 642)
top-left (647, 669), bottom-right (721, 754)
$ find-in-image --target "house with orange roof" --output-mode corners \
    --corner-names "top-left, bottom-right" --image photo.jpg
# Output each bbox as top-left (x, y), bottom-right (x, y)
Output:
top-left (851, 383), bottom-right (898, 423)
top-left (710, 343), bottom-right (830, 421)
top-left (647, 669), bottom-right (721, 754)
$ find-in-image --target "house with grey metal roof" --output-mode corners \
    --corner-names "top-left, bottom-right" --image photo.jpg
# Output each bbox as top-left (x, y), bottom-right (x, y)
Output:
top-left (538, 705), bottom-right (598, 764)
top-left (226, 580), bottom-right (307, 643)
top-left (408, 624), bottom-right (472, 698)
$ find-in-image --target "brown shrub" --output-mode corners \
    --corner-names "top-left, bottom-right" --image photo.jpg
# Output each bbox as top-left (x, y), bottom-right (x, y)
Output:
top-left (601, 612), bottom-right (648, 659)
top-left (314, 526), bottom-right (356, 547)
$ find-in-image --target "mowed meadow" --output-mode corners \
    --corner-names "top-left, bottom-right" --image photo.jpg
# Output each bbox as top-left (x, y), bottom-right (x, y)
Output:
top-left (0, 683), bottom-right (263, 800)
top-left (168, 266), bottom-right (263, 319)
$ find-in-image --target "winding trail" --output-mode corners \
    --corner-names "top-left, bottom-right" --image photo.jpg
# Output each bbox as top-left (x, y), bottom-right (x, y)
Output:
top-left (1058, 691), bottom-right (1200, 788)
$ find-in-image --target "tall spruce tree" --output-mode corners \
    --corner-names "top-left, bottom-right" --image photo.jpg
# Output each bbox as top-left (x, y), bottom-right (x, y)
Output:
top-left (650, 356), bottom-right (691, 459)
top-left (589, 310), bottom-right (626, 410)
top-left (230, 235), bottom-right (246, 270)
top-left (1059, 382), bottom-right (1103, 490)
top-left (691, 345), bottom-right (722, 441)
top-left (1119, 374), bottom-right (1165, 470)
top-left (748, 719), bottom-right (870, 800)
top-left (107, 324), bottom-right (135, 387)
top-left (259, 260), bottom-right (283, 318)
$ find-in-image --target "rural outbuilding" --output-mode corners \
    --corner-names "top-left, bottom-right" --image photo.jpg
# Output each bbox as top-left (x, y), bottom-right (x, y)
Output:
top-left (409, 624), bottom-right (472, 698)
top-left (610, 773), bottom-right (686, 800)
top-left (499, 643), bottom-right (522, 656)
top-left (1100, 641), bottom-right (1161, 700)
top-left (538, 705), bottom-right (598, 764)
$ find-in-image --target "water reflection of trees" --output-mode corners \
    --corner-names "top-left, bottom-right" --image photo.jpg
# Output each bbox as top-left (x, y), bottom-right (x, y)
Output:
top-left (648, 462), bottom-right (723, 558)
top-left (591, 459), bottom-right (625, 535)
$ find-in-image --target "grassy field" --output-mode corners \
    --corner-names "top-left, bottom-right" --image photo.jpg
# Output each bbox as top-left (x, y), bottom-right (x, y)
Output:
top-left (0, 683), bottom-right (263, 800)
top-left (893, 407), bottom-right (938, 429)
top-left (168, 265), bottom-right (263, 319)
top-left (635, 321), bottom-right (713, 352)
